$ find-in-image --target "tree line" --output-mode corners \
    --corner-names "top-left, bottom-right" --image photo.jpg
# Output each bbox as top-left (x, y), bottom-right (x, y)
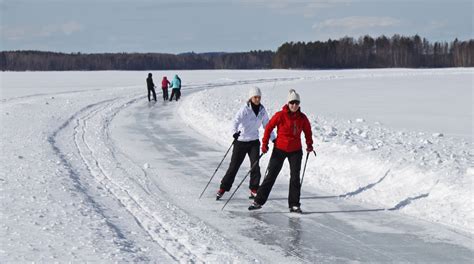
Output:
top-left (273, 35), bottom-right (473, 68)
top-left (0, 50), bottom-right (274, 71)
top-left (1, 35), bottom-right (472, 71)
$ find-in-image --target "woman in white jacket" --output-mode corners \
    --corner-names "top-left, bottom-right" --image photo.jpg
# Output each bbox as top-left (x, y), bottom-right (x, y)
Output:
top-left (216, 87), bottom-right (275, 200)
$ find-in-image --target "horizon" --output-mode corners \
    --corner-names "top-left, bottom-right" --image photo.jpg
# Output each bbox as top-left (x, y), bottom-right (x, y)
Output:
top-left (2, 34), bottom-right (471, 55)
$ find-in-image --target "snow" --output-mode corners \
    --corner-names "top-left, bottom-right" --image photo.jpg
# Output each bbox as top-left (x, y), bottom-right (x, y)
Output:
top-left (1, 69), bottom-right (473, 262)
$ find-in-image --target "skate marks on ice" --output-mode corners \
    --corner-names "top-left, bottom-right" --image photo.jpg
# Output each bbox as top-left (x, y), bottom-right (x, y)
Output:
top-left (82, 96), bottom-right (262, 262)
top-left (248, 210), bottom-right (472, 263)
top-left (114, 92), bottom-right (310, 262)
top-left (47, 94), bottom-right (242, 262)
top-left (49, 77), bottom-right (293, 261)
top-left (47, 95), bottom-right (179, 261)
top-left (228, 187), bottom-right (473, 263)
top-left (47, 99), bottom-right (148, 261)
top-left (218, 162), bottom-right (472, 263)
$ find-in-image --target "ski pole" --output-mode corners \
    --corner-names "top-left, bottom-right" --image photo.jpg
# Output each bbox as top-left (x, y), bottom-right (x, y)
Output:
top-left (300, 152), bottom-right (310, 186)
top-left (199, 140), bottom-right (235, 199)
top-left (300, 150), bottom-right (317, 186)
top-left (222, 153), bottom-right (265, 211)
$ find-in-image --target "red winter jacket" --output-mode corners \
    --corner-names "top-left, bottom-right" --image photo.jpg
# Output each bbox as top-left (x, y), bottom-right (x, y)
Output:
top-left (262, 104), bottom-right (313, 153)
top-left (162, 78), bottom-right (170, 89)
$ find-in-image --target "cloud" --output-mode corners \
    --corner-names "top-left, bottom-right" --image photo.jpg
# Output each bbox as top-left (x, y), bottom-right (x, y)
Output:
top-left (313, 16), bottom-right (401, 31)
top-left (241, 0), bottom-right (352, 17)
top-left (37, 21), bottom-right (84, 37)
top-left (241, 0), bottom-right (351, 8)
top-left (425, 20), bottom-right (448, 31)
top-left (1, 26), bottom-right (28, 41)
top-left (1, 21), bottom-right (84, 41)
top-left (309, 16), bottom-right (403, 41)
top-left (60, 21), bottom-right (84, 35)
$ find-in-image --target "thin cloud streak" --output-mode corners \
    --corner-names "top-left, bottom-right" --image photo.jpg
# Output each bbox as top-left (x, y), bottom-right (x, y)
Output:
top-left (313, 16), bottom-right (401, 31)
top-left (1, 21), bottom-right (85, 41)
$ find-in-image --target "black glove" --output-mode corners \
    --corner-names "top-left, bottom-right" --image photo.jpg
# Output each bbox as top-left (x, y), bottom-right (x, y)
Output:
top-left (233, 131), bottom-right (241, 140)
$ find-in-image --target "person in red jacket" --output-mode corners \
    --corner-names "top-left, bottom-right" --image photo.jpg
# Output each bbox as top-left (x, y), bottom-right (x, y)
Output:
top-left (249, 89), bottom-right (313, 213)
top-left (161, 76), bottom-right (171, 101)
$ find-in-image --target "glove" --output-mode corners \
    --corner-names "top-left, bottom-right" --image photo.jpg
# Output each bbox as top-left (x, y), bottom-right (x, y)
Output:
top-left (306, 145), bottom-right (313, 152)
top-left (262, 144), bottom-right (269, 153)
top-left (233, 131), bottom-right (241, 140)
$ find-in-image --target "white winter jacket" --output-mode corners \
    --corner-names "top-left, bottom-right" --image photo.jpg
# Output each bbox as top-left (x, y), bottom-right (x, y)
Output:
top-left (232, 103), bottom-right (275, 142)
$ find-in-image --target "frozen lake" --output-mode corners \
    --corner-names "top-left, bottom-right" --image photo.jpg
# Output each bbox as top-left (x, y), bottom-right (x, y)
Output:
top-left (1, 69), bottom-right (472, 262)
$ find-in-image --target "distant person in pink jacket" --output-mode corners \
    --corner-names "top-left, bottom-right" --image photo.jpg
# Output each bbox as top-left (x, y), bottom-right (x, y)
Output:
top-left (161, 76), bottom-right (170, 101)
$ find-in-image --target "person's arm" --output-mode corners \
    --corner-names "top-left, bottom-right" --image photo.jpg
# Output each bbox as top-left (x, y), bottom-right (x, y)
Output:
top-left (262, 108), bottom-right (276, 142)
top-left (231, 106), bottom-right (245, 137)
top-left (302, 115), bottom-right (313, 151)
top-left (262, 112), bottom-right (279, 152)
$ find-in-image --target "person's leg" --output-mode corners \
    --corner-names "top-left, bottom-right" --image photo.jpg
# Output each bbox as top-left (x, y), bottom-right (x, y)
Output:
top-left (152, 88), bottom-right (157, 101)
top-left (177, 89), bottom-right (181, 101)
top-left (219, 142), bottom-right (248, 191)
top-left (169, 89), bottom-right (175, 101)
top-left (248, 141), bottom-right (261, 191)
top-left (147, 88), bottom-right (151, 101)
top-left (288, 150), bottom-right (303, 208)
top-left (254, 148), bottom-right (286, 206)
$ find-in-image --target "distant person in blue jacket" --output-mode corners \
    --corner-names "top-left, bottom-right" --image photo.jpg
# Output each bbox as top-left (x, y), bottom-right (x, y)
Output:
top-left (169, 74), bottom-right (181, 101)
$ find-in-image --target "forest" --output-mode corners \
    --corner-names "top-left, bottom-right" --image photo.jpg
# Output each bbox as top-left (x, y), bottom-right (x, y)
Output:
top-left (1, 35), bottom-right (472, 71)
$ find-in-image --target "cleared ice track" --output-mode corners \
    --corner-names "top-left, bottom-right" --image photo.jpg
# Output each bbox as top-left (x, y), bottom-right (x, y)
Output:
top-left (48, 79), bottom-right (290, 262)
top-left (109, 81), bottom-right (473, 263)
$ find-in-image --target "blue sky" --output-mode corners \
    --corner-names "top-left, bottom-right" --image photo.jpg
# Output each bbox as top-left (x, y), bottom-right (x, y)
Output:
top-left (1, 0), bottom-right (472, 53)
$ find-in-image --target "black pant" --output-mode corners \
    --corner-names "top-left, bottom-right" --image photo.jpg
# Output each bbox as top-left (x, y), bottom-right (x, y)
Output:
top-left (162, 88), bottom-right (168, 100)
top-left (220, 140), bottom-right (261, 191)
top-left (148, 87), bottom-right (157, 101)
top-left (169, 89), bottom-right (181, 101)
top-left (255, 148), bottom-right (303, 207)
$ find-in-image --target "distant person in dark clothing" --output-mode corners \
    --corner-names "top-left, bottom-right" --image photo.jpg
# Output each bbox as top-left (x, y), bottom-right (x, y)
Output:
top-left (161, 76), bottom-right (170, 101)
top-left (146, 73), bottom-right (157, 102)
top-left (169, 74), bottom-right (181, 101)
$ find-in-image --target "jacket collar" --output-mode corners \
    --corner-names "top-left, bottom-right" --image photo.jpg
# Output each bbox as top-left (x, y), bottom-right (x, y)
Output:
top-left (247, 101), bottom-right (263, 111)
